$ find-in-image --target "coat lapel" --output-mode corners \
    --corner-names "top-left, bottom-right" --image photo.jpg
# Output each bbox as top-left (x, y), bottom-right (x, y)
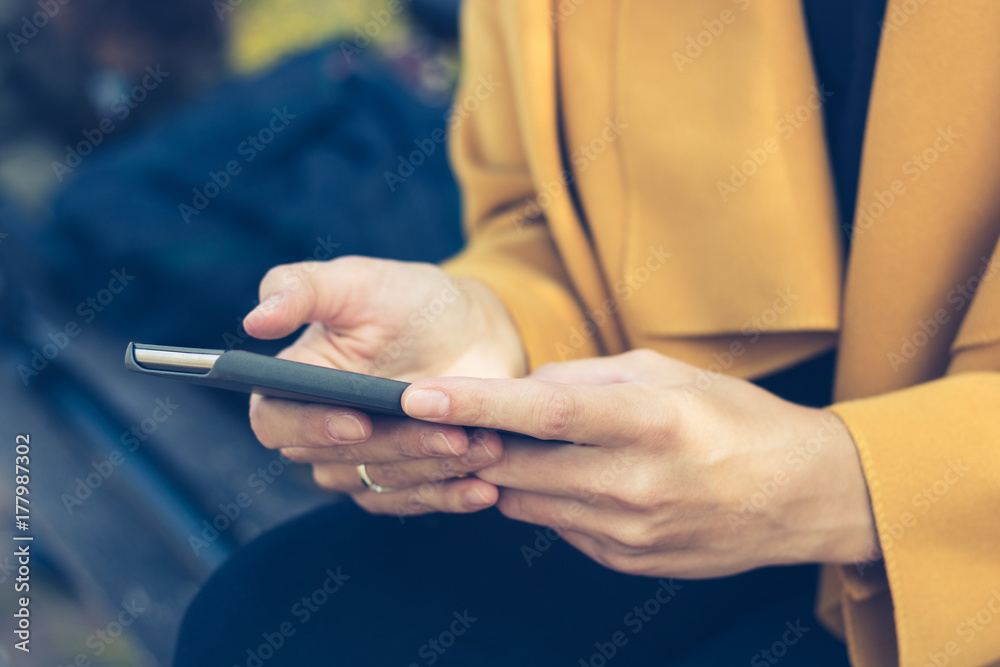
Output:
top-left (506, 0), bottom-right (626, 352)
top-left (837, 0), bottom-right (1000, 401)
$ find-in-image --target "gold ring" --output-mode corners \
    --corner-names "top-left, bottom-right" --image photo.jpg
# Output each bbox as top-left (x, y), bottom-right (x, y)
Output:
top-left (356, 463), bottom-right (396, 494)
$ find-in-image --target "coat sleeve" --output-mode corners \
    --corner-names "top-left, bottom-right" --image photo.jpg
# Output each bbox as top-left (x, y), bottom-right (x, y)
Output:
top-left (820, 334), bottom-right (1000, 666)
top-left (440, 0), bottom-right (602, 369)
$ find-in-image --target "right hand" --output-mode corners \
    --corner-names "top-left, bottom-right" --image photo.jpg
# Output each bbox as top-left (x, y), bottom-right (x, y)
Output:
top-left (244, 256), bottom-right (526, 517)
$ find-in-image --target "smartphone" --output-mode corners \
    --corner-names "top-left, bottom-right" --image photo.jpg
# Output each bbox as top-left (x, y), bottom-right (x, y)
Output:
top-left (124, 342), bottom-right (408, 415)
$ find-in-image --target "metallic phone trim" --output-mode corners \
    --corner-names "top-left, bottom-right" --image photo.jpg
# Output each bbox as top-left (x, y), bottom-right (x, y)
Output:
top-left (131, 345), bottom-right (221, 374)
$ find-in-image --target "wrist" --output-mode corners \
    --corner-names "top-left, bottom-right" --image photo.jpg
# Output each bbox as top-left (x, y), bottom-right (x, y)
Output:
top-left (806, 410), bottom-right (880, 564)
top-left (459, 277), bottom-right (528, 378)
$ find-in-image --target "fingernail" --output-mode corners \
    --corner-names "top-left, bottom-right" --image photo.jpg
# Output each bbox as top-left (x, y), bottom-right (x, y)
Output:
top-left (404, 389), bottom-right (449, 419)
top-left (422, 431), bottom-right (459, 457)
top-left (463, 436), bottom-right (498, 466)
top-left (326, 414), bottom-right (366, 442)
top-left (466, 487), bottom-right (493, 508)
top-left (248, 292), bottom-right (285, 318)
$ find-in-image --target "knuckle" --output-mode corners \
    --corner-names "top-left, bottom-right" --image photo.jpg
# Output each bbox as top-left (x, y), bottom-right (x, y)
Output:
top-left (368, 462), bottom-right (408, 489)
top-left (330, 446), bottom-right (363, 466)
top-left (393, 434), bottom-right (427, 461)
top-left (621, 387), bottom-right (675, 446)
top-left (387, 503), bottom-right (422, 521)
top-left (610, 520), bottom-right (657, 551)
top-left (279, 447), bottom-right (312, 463)
top-left (625, 412), bottom-right (661, 448)
top-left (404, 487), bottom-right (434, 512)
top-left (335, 254), bottom-right (366, 270)
top-left (259, 264), bottom-right (287, 291)
top-left (626, 348), bottom-right (659, 363)
top-left (533, 387), bottom-right (578, 439)
top-left (440, 455), bottom-right (471, 477)
top-left (607, 469), bottom-right (660, 512)
top-left (311, 465), bottom-right (340, 491)
top-left (281, 262), bottom-right (315, 289)
top-left (531, 361), bottom-right (561, 380)
top-left (350, 492), bottom-right (383, 514)
top-left (494, 490), bottom-right (524, 520)
top-left (248, 401), bottom-right (275, 448)
top-left (593, 547), bottom-right (637, 574)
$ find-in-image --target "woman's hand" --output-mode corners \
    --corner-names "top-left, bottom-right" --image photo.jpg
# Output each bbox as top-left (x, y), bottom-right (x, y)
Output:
top-left (400, 349), bottom-right (878, 578)
top-left (244, 256), bottom-right (526, 517)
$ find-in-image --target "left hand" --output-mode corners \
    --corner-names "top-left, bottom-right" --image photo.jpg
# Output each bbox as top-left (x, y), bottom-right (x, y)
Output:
top-left (400, 349), bottom-right (878, 578)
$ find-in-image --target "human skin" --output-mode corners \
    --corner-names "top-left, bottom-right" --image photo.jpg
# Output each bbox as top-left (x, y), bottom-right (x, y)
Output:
top-left (246, 256), bottom-right (878, 575)
top-left (245, 256), bottom-right (526, 515)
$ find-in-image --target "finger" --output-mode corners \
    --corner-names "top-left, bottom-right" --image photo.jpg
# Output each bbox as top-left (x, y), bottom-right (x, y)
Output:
top-left (495, 489), bottom-right (649, 554)
top-left (529, 350), bottom-right (696, 386)
top-left (349, 477), bottom-right (499, 516)
top-left (285, 429), bottom-right (501, 483)
top-left (279, 416), bottom-right (475, 467)
top-left (402, 376), bottom-right (668, 445)
top-left (558, 530), bottom-right (630, 572)
top-left (559, 529), bottom-right (708, 578)
top-left (364, 431), bottom-right (500, 488)
top-left (250, 392), bottom-right (472, 459)
top-left (243, 256), bottom-right (381, 339)
top-left (475, 436), bottom-right (633, 500)
top-left (310, 461), bottom-right (497, 512)
top-left (491, 488), bottom-right (625, 561)
top-left (250, 393), bottom-right (373, 448)
top-left (529, 358), bottom-right (634, 386)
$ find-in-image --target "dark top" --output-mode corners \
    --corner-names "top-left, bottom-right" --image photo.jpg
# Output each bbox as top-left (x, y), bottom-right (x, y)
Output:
top-left (801, 0), bottom-right (888, 245)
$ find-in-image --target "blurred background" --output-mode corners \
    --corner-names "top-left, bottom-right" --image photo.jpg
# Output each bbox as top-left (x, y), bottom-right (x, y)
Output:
top-left (0, 0), bottom-right (463, 663)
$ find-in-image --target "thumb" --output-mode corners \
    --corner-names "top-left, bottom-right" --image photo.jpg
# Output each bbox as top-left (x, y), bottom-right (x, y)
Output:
top-left (243, 257), bottom-right (377, 339)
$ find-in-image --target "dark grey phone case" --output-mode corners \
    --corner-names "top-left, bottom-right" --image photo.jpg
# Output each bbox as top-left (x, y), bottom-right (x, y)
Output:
top-left (124, 342), bottom-right (408, 415)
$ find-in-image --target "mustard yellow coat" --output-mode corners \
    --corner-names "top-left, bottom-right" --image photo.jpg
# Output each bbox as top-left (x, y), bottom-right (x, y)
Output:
top-left (442, 1), bottom-right (1000, 665)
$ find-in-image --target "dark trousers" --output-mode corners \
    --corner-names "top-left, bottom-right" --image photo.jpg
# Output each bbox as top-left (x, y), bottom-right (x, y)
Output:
top-left (175, 353), bottom-right (850, 666)
top-left (174, 501), bottom-right (850, 666)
